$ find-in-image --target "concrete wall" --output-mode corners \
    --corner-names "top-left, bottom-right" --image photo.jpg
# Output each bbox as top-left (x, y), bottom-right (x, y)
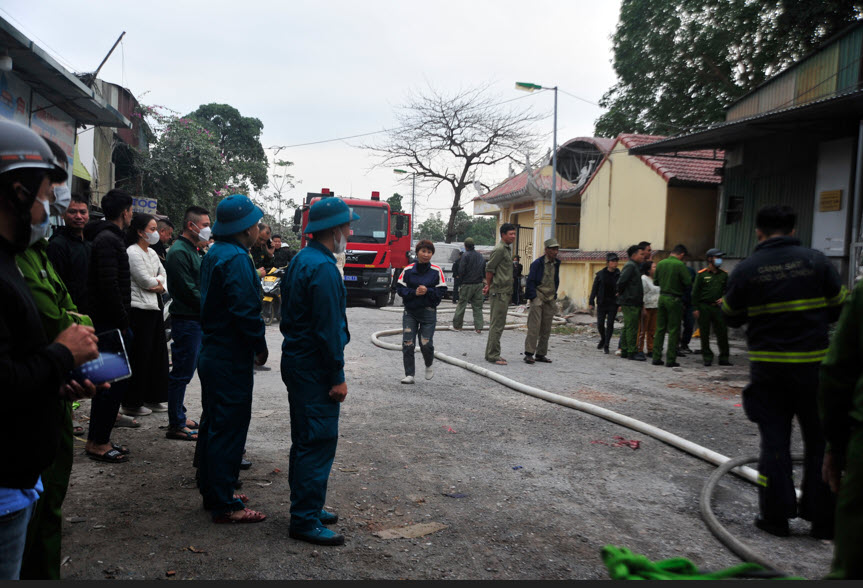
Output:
top-left (558, 260), bottom-right (607, 308)
top-left (665, 185), bottom-right (719, 257)
top-left (580, 150), bottom-right (669, 250)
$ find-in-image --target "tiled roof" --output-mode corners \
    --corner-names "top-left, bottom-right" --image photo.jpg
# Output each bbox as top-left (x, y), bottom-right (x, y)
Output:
top-left (481, 165), bottom-right (578, 204)
top-left (618, 134), bottom-right (723, 185)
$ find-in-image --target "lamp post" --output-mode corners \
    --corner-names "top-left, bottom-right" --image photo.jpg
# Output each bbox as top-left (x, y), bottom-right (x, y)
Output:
top-left (394, 168), bottom-right (416, 248)
top-left (515, 81), bottom-right (558, 242)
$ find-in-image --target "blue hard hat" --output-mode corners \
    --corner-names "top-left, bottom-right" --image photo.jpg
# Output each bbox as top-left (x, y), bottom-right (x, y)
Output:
top-left (211, 194), bottom-right (264, 237)
top-left (305, 197), bottom-right (360, 234)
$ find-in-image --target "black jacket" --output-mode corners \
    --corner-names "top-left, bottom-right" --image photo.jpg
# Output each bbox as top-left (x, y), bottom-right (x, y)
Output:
top-left (85, 220), bottom-right (131, 331)
top-left (589, 267), bottom-right (620, 308)
top-left (723, 236), bottom-right (847, 364)
top-left (457, 249), bottom-right (486, 284)
top-left (1, 239), bottom-right (74, 488)
top-left (47, 226), bottom-right (91, 312)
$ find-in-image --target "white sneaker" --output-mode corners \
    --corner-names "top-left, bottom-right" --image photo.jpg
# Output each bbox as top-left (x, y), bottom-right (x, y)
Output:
top-left (120, 405), bottom-right (152, 416)
top-left (425, 366), bottom-right (434, 380)
top-left (614, 349), bottom-right (622, 356)
top-left (143, 402), bottom-right (168, 413)
top-left (401, 375), bottom-right (415, 385)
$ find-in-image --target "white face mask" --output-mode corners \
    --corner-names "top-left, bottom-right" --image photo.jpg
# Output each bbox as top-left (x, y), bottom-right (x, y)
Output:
top-left (714, 258), bottom-right (723, 267)
top-left (51, 185), bottom-right (71, 216)
top-left (191, 222), bottom-right (211, 242)
top-left (334, 228), bottom-right (347, 254)
top-left (29, 198), bottom-right (52, 246)
top-left (146, 230), bottom-right (160, 246)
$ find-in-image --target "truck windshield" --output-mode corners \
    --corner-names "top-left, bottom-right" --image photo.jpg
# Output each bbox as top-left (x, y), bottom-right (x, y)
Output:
top-left (348, 205), bottom-right (389, 244)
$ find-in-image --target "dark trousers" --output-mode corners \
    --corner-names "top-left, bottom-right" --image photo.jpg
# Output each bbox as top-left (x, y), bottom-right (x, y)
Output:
top-left (20, 400), bottom-right (72, 579)
top-left (402, 307), bottom-right (436, 376)
top-left (167, 318), bottom-right (202, 428)
top-left (829, 428), bottom-right (863, 579)
top-left (452, 278), bottom-right (460, 304)
top-left (87, 324), bottom-right (130, 444)
top-left (282, 363), bottom-right (340, 532)
top-left (123, 308), bottom-right (168, 409)
top-left (196, 348), bottom-right (253, 515)
top-left (680, 303), bottom-right (694, 348)
top-left (511, 278), bottom-right (522, 304)
top-left (596, 303), bottom-right (617, 350)
top-left (742, 363), bottom-right (835, 527)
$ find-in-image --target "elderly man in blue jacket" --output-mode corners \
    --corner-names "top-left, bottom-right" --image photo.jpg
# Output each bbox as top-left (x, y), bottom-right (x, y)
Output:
top-left (196, 194), bottom-right (268, 524)
top-left (281, 197), bottom-right (359, 546)
top-left (523, 238), bottom-right (561, 364)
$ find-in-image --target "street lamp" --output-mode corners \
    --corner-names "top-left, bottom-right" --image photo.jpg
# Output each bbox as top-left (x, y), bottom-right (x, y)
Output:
top-left (515, 81), bottom-right (558, 241)
top-left (393, 168), bottom-right (416, 248)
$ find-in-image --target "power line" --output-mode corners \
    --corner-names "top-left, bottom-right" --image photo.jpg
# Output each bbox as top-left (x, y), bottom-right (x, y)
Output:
top-left (0, 7), bottom-right (84, 73)
top-left (268, 90), bottom-right (544, 150)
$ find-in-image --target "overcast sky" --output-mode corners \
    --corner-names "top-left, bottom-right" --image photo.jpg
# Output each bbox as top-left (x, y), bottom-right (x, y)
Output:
top-left (3, 0), bottom-right (622, 223)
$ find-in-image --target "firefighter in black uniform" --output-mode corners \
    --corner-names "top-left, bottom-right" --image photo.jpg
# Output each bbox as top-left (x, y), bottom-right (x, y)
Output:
top-left (723, 205), bottom-right (847, 538)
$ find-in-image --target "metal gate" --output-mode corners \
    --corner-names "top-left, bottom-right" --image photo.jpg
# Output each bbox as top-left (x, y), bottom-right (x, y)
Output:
top-left (515, 225), bottom-right (533, 262)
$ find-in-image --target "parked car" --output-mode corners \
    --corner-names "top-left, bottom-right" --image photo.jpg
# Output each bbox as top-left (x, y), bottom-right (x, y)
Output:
top-left (430, 242), bottom-right (464, 299)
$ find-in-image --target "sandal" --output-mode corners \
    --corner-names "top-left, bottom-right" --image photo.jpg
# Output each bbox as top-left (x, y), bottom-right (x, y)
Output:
top-left (493, 358), bottom-right (508, 365)
top-left (166, 427), bottom-right (198, 441)
top-left (185, 420), bottom-right (200, 429)
top-left (111, 442), bottom-right (131, 455)
top-left (212, 508), bottom-right (266, 524)
top-left (115, 414), bottom-right (141, 428)
top-left (72, 425), bottom-right (85, 436)
top-left (85, 448), bottom-right (129, 463)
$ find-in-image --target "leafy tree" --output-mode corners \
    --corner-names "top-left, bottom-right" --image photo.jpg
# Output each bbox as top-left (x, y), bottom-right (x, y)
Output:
top-left (415, 213), bottom-right (447, 242)
top-left (387, 192), bottom-right (403, 213)
top-left (595, 0), bottom-right (863, 136)
top-left (461, 215), bottom-right (496, 245)
top-left (366, 85), bottom-right (540, 243)
top-left (186, 103), bottom-right (269, 193)
top-left (133, 105), bottom-right (230, 224)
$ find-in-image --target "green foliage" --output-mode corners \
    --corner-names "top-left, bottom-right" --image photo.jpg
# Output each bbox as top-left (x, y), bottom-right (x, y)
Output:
top-left (387, 192), bottom-right (403, 213)
top-left (415, 212), bottom-right (447, 242)
top-left (257, 152), bottom-right (297, 235)
top-left (133, 105), bottom-right (230, 225)
top-left (414, 211), bottom-right (496, 245)
top-left (186, 103), bottom-right (269, 192)
top-left (595, 0), bottom-right (863, 137)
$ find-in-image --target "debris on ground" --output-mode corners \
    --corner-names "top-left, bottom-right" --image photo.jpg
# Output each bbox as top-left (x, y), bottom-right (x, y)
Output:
top-left (591, 436), bottom-right (641, 450)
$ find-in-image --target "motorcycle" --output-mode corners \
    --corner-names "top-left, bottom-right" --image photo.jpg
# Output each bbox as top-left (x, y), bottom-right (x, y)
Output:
top-left (261, 266), bottom-right (286, 325)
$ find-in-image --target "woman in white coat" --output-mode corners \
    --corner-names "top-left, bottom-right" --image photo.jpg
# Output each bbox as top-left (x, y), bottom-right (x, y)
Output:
top-left (120, 213), bottom-right (172, 420)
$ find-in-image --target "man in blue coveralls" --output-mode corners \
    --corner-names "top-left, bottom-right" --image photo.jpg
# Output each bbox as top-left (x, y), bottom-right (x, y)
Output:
top-left (281, 197), bottom-right (359, 546)
top-left (197, 194), bottom-right (269, 524)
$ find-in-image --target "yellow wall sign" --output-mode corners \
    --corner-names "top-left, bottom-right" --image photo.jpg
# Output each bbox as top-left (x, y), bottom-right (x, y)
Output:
top-left (819, 190), bottom-right (842, 212)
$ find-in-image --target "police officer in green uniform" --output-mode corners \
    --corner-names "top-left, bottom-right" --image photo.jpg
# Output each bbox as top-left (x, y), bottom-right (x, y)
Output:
top-left (820, 277), bottom-right (863, 579)
top-left (651, 244), bottom-right (691, 367)
top-left (483, 223), bottom-right (516, 365)
top-left (616, 244), bottom-right (646, 360)
top-left (692, 248), bottom-right (731, 367)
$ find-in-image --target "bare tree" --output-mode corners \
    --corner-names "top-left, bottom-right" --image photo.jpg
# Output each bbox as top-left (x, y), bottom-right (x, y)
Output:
top-left (366, 85), bottom-right (541, 242)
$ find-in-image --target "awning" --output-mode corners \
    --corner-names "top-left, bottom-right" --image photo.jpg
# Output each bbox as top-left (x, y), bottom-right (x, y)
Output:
top-left (0, 18), bottom-right (130, 128)
top-left (629, 88), bottom-right (863, 156)
top-left (72, 141), bottom-right (91, 182)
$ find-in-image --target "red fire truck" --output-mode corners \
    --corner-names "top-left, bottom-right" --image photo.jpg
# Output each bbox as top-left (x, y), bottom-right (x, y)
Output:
top-left (293, 189), bottom-right (412, 307)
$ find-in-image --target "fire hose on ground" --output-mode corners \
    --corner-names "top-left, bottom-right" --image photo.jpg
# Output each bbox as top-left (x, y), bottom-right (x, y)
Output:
top-left (370, 311), bottom-right (802, 576)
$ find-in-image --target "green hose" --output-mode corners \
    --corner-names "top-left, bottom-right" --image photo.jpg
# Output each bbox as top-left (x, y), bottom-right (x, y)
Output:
top-left (601, 545), bottom-right (802, 580)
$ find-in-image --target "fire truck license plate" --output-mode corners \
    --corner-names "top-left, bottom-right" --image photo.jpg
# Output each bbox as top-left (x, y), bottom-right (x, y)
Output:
top-left (344, 275), bottom-right (358, 281)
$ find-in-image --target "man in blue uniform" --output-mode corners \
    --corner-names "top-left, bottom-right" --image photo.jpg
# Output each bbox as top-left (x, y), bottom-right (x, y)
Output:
top-left (281, 197), bottom-right (358, 546)
top-left (197, 194), bottom-right (268, 524)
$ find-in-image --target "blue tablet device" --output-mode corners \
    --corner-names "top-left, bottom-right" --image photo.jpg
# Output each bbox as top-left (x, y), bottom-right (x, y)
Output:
top-left (70, 329), bottom-right (132, 385)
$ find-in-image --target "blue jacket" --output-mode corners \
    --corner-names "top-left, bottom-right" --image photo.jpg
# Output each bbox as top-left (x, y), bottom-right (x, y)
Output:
top-left (280, 240), bottom-right (350, 385)
top-left (200, 238), bottom-right (267, 359)
top-left (397, 262), bottom-right (447, 310)
top-left (525, 255), bottom-right (560, 300)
